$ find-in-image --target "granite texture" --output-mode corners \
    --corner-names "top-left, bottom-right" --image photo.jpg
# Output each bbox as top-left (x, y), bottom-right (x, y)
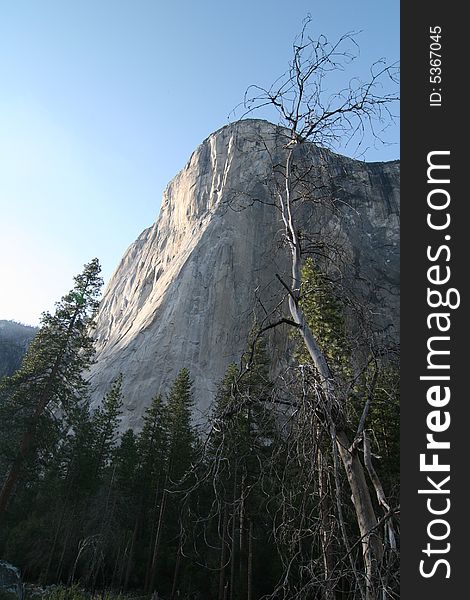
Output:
top-left (87, 120), bottom-right (399, 429)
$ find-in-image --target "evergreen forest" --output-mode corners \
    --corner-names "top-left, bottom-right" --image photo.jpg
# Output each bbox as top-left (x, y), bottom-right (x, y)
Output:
top-left (0, 258), bottom-right (399, 600)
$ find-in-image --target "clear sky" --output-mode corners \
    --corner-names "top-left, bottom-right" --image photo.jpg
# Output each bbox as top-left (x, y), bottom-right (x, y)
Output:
top-left (0, 1), bottom-right (399, 326)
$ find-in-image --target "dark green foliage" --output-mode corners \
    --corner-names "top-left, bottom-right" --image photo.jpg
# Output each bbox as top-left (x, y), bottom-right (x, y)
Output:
top-left (1, 258), bottom-right (102, 413)
top-left (0, 259), bottom-right (103, 525)
top-left (299, 258), bottom-right (399, 473)
top-left (92, 375), bottom-right (124, 477)
top-left (350, 364), bottom-right (400, 497)
top-left (265, 257), bottom-right (401, 598)
top-left (0, 262), bottom-right (398, 599)
top-left (145, 369), bottom-right (198, 596)
top-left (0, 368), bottom-right (201, 596)
top-left (113, 429), bottom-right (139, 495)
top-left (166, 368), bottom-right (196, 483)
top-left (199, 342), bottom-right (280, 600)
top-left (298, 257), bottom-right (351, 382)
top-left (138, 394), bottom-right (168, 487)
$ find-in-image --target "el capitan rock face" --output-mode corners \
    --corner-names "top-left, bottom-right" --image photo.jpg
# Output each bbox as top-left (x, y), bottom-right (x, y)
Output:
top-left (88, 119), bottom-right (399, 429)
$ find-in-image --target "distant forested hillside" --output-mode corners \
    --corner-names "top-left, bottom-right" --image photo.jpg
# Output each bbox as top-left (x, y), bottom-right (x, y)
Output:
top-left (0, 320), bottom-right (38, 378)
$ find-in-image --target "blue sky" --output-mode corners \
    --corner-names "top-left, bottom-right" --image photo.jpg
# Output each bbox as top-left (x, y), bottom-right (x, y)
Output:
top-left (0, 1), bottom-right (399, 325)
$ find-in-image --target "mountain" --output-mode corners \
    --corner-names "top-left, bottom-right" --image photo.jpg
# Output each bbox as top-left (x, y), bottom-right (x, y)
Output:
top-left (88, 119), bottom-right (399, 429)
top-left (0, 320), bottom-right (38, 378)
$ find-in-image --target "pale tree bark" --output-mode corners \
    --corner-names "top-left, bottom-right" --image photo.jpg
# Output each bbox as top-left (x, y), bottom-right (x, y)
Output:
top-left (238, 471), bottom-right (248, 600)
top-left (336, 430), bottom-right (383, 599)
top-left (229, 467), bottom-right (238, 600)
top-left (280, 145), bottom-right (385, 599)
top-left (146, 483), bottom-right (168, 593)
top-left (236, 21), bottom-right (398, 596)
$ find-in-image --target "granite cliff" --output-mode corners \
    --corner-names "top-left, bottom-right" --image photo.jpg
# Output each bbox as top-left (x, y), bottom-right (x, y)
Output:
top-left (88, 119), bottom-right (399, 429)
top-left (0, 321), bottom-right (38, 378)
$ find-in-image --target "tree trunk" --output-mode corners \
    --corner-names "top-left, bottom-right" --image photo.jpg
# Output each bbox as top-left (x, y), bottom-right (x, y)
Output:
top-left (43, 498), bottom-right (69, 584)
top-left (124, 509), bottom-right (142, 589)
top-left (318, 451), bottom-right (337, 600)
top-left (282, 157), bottom-right (383, 598)
top-left (218, 502), bottom-right (229, 600)
top-left (144, 483), bottom-right (161, 591)
top-left (171, 543), bottom-right (182, 599)
top-left (111, 541), bottom-right (124, 589)
top-left (336, 429), bottom-right (383, 600)
top-left (56, 513), bottom-right (74, 582)
top-left (247, 520), bottom-right (253, 600)
top-left (290, 280), bottom-right (383, 598)
top-left (229, 467), bottom-right (238, 600)
top-left (238, 473), bottom-right (248, 600)
top-left (0, 300), bottom-right (84, 521)
top-left (0, 403), bottom-right (46, 517)
top-left (147, 487), bottom-right (168, 593)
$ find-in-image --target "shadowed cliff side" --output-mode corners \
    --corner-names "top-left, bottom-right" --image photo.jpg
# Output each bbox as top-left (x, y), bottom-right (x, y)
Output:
top-left (88, 119), bottom-right (399, 429)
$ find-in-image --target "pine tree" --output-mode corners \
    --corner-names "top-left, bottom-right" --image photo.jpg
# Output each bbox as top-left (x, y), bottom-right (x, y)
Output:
top-left (114, 429), bottom-right (140, 497)
top-left (166, 368), bottom-right (196, 482)
top-left (138, 394), bottom-right (168, 491)
top-left (40, 404), bottom-right (96, 584)
top-left (284, 257), bottom-right (399, 598)
top-left (33, 378), bottom-right (124, 587)
top-left (0, 258), bottom-right (103, 521)
top-left (80, 376), bottom-right (124, 588)
top-left (206, 343), bottom-right (278, 600)
top-left (92, 374), bottom-right (124, 477)
top-left (110, 428), bottom-right (141, 589)
top-left (114, 394), bottom-right (168, 590)
top-left (146, 368), bottom-right (197, 595)
top-left (298, 257), bottom-right (351, 383)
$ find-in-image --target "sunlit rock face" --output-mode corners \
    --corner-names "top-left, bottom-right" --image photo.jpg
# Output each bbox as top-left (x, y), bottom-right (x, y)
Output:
top-left (88, 119), bottom-right (399, 430)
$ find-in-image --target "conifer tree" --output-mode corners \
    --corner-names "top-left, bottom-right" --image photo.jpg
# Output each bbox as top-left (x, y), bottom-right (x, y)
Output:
top-left (278, 258), bottom-right (399, 598)
top-left (26, 377), bottom-right (123, 587)
top-left (40, 403), bottom-right (96, 584)
top-left (92, 374), bottom-right (124, 477)
top-left (206, 343), bottom-right (278, 600)
top-left (122, 394), bottom-right (168, 589)
top-left (298, 258), bottom-right (351, 383)
top-left (138, 394), bottom-right (168, 490)
top-left (67, 377), bottom-right (124, 589)
top-left (114, 429), bottom-right (139, 497)
top-left (109, 428), bottom-right (141, 589)
top-left (166, 368), bottom-right (196, 482)
top-left (146, 368), bottom-right (197, 595)
top-left (0, 258), bottom-right (103, 521)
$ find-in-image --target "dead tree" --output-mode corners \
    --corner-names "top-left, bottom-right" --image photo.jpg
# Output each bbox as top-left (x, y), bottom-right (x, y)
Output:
top-left (236, 17), bottom-right (399, 600)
